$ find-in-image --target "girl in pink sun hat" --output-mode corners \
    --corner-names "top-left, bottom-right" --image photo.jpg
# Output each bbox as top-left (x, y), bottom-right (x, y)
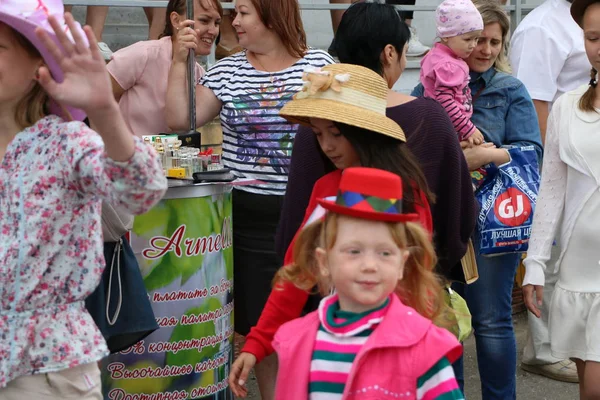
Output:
top-left (0, 0), bottom-right (167, 398)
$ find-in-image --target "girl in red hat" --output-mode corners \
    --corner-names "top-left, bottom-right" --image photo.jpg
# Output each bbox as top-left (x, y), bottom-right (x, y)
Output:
top-left (0, 1), bottom-right (166, 396)
top-left (232, 167), bottom-right (463, 399)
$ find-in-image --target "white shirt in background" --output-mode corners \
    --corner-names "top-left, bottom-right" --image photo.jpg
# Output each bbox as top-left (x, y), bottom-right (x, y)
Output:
top-left (510, 0), bottom-right (591, 104)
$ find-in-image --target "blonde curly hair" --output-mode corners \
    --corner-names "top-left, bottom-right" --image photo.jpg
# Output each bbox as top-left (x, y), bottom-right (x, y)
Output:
top-left (274, 214), bottom-right (451, 325)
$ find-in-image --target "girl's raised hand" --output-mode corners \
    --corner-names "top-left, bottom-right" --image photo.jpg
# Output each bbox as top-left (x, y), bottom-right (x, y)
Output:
top-left (228, 352), bottom-right (257, 398)
top-left (173, 20), bottom-right (199, 65)
top-left (34, 13), bottom-right (115, 114)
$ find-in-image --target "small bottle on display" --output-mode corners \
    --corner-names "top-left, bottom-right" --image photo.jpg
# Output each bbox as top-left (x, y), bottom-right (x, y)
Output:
top-left (154, 137), bottom-right (167, 173)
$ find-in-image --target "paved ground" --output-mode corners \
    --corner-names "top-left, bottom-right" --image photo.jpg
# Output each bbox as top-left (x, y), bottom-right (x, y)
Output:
top-left (240, 312), bottom-right (579, 400)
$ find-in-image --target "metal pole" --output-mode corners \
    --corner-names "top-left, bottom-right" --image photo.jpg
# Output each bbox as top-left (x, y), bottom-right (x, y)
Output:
top-left (187, 0), bottom-right (196, 133)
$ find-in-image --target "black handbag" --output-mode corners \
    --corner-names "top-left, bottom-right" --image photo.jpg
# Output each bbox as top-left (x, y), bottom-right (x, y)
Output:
top-left (85, 236), bottom-right (159, 353)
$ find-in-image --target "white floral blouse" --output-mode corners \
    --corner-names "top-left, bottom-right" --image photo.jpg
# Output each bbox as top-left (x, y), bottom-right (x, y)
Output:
top-left (0, 115), bottom-right (167, 387)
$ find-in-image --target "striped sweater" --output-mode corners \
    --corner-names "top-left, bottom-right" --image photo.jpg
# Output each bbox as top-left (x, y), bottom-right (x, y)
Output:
top-left (310, 295), bottom-right (464, 400)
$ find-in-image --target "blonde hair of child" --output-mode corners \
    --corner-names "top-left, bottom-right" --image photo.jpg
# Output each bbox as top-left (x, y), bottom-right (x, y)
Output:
top-left (275, 213), bottom-right (449, 324)
top-left (7, 25), bottom-right (50, 128)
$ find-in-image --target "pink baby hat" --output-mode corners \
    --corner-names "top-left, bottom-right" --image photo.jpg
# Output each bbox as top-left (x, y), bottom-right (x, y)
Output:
top-left (436, 0), bottom-right (484, 38)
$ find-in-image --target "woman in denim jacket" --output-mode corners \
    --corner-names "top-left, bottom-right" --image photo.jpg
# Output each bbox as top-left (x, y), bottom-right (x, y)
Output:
top-left (413, 1), bottom-right (542, 398)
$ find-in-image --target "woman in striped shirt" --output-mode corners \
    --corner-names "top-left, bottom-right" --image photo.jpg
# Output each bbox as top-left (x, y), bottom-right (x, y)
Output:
top-left (166, 0), bottom-right (333, 398)
top-left (231, 167), bottom-right (463, 399)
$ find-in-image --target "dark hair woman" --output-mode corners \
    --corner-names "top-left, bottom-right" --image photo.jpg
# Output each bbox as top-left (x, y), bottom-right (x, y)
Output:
top-left (166, 0), bottom-right (335, 398)
top-left (281, 1), bottom-right (474, 280)
top-left (228, 1), bottom-right (476, 395)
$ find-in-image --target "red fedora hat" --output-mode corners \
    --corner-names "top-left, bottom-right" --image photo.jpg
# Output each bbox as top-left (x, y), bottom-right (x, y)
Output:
top-left (317, 167), bottom-right (419, 223)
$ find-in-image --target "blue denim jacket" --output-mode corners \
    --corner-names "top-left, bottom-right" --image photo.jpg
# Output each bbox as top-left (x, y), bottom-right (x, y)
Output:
top-left (412, 67), bottom-right (543, 162)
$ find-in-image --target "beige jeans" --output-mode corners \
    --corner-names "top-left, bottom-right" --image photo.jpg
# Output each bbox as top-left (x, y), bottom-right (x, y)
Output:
top-left (0, 363), bottom-right (102, 400)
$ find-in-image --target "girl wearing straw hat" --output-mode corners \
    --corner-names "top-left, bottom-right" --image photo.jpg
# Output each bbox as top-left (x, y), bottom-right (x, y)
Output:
top-left (233, 4), bottom-right (475, 389)
top-left (0, 0), bottom-right (167, 397)
top-left (232, 167), bottom-right (464, 399)
top-left (229, 62), bottom-right (438, 391)
top-left (278, 1), bottom-right (475, 286)
top-left (278, 63), bottom-right (434, 258)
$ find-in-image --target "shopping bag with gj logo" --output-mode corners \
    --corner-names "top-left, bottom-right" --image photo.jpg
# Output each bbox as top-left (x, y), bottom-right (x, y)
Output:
top-left (475, 146), bottom-right (540, 256)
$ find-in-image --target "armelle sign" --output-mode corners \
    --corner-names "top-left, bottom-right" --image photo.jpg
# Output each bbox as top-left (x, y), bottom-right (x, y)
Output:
top-left (142, 217), bottom-right (233, 259)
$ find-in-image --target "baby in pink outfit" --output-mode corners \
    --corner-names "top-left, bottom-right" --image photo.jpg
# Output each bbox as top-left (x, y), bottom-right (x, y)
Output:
top-left (420, 0), bottom-right (484, 146)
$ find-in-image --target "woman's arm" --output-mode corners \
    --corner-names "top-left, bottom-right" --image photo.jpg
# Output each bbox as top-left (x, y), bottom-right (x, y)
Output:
top-left (165, 22), bottom-right (222, 130)
top-left (411, 83), bottom-right (425, 97)
top-left (522, 109), bottom-right (567, 317)
top-left (523, 109), bottom-right (567, 286)
top-left (242, 281), bottom-right (311, 362)
top-left (462, 143), bottom-right (509, 170)
top-left (105, 42), bottom-right (145, 105)
top-left (503, 82), bottom-right (544, 161)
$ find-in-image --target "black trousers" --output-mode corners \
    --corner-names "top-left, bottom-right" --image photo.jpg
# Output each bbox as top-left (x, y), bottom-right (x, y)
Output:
top-left (232, 189), bottom-right (284, 335)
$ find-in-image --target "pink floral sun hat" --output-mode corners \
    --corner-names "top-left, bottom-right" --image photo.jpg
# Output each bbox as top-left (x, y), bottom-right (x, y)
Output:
top-left (436, 0), bottom-right (483, 38)
top-left (0, 0), bottom-right (88, 121)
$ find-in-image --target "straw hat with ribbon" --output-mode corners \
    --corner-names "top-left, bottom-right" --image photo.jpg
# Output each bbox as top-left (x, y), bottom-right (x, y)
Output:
top-left (279, 63), bottom-right (406, 142)
top-left (0, 0), bottom-right (88, 121)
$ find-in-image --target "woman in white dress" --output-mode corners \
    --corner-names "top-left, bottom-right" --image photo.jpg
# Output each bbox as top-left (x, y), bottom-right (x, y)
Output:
top-left (523, 0), bottom-right (600, 397)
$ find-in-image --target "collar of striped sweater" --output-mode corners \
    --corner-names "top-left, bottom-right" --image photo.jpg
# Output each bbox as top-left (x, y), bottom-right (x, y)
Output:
top-left (317, 294), bottom-right (392, 336)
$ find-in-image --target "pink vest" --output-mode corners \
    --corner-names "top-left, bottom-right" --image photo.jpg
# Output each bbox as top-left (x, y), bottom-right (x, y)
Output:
top-left (272, 295), bottom-right (462, 400)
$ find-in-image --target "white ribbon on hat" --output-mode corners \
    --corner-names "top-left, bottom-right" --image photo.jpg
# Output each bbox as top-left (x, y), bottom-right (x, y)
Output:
top-left (305, 197), bottom-right (336, 227)
top-left (300, 86), bottom-right (388, 115)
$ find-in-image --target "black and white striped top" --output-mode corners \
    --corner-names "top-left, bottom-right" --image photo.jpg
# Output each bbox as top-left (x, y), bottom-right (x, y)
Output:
top-left (200, 49), bottom-right (334, 196)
